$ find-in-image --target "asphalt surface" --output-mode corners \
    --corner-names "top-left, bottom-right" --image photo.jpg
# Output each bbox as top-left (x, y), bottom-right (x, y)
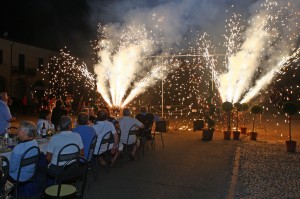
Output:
top-left (84, 130), bottom-right (239, 199)
top-left (14, 113), bottom-right (239, 199)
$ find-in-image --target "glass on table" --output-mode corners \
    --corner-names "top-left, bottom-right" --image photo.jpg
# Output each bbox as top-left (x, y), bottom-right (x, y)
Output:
top-left (0, 138), bottom-right (9, 152)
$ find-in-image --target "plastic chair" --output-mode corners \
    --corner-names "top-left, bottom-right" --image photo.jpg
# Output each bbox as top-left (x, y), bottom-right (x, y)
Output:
top-left (43, 156), bottom-right (88, 199)
top-left (14, 146), bottom-right (40, 199)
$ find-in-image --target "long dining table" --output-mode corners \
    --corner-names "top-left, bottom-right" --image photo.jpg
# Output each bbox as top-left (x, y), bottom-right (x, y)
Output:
top-left (0, 137), bottom-right (49, 160)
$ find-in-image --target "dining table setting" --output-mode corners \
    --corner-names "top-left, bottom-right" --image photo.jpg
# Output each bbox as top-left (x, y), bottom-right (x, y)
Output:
top-left (0, 134), bottom-right (50, 160)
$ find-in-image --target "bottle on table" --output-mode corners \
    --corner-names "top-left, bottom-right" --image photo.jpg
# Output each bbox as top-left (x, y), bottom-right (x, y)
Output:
top-left (41, 122), bottom-right (47, 138)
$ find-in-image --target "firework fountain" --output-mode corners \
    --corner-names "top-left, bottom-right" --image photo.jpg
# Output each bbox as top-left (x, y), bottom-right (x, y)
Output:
top-left (43, 0), bottom-right (299, 122)
top-left (91, 0), bottom-right (299, 113)
top-left (217, 0), bottom-right (300, 104)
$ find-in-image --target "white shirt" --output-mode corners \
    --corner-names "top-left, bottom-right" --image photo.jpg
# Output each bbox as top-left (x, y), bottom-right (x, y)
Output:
top-left (47, 131), bottom-right (83, 166)
top-left (118, 116), bottom-right (143, 144)
top-left (36, 119), bottom-right (54, 135)
top-left (92, 120), bottom-right (116, 155)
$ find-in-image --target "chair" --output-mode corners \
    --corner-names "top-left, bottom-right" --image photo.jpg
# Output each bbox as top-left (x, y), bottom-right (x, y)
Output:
top-left (57, 144), bottom-right (80, 166)
top-left (86, 135), bottom-right (97, 180)
top-left (153, 121), bottom-right (165, 149)
top-left (53, 144), bottom-right (80, 183)
top-left (123, 125), bottom-right (139, 160)
top-left (140, 120), bottom-right (154, 155)
top-left (44, 156), bottom-right (88, 199)
top-left (94, 131), bottom-right (113, 173)
top-left (0, 156), bottom-right (12, 199)
top-left (14, 146), bottom-right (40, 199)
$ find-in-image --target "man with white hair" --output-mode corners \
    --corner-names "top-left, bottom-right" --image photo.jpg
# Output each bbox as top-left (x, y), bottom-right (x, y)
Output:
top-left (118, 108), bottom-right (144, 160)
top-left (0, 91), bottom-right (16, 135)
top-left (9, 121), bottom-right (38, 182)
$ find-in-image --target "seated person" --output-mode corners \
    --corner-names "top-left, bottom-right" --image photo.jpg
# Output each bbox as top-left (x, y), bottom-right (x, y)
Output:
top-left (81, 107), bottom-right (96, 124)
top-left (118, 108), bottom-right (144, 159)
top-left (92, 109), bottom-right (119, 167)
top-left (72, 112), bottom-right (96, 160)
top-left (36, 109), bottom-right (55, 136)
top-left (9, 121), bottom-right (39, 182)
top-left (135, 106), bottom-right (154, 128)
top-left (46, 116), bottom-right (84, 176)
top-left (135, 106), bottom-right (154, 139)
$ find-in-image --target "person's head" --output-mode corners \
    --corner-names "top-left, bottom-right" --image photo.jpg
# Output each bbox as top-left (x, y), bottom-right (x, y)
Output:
top-left (18, 120), bottom-right (37, 141)
top-left (39, 109), bottom-right (51, 120)
top-left (123, 108), bottom-right (131, 116)
top-left (113, 120), bottom-right (120, 129)
top-left (97, 109), bottom-right (108, 121)
top-left (140, 106), bottom-right (147, 113)
top-left (55, 99), bottom-right (63, 108)
top-left (102, 107), bottom-right (111, 117)
top-left (0, 92), bottom-right (8, 102)
top-left (78, 112), bottom-right (89, 125)
top-left (58, 116), bottom-right (72, 131)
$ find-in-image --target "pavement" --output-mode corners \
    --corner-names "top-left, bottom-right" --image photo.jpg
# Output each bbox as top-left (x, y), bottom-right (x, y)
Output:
top-left (13, 113), bottom-right (300, 199)
top-left (84, 130), bottom-right (240, 199)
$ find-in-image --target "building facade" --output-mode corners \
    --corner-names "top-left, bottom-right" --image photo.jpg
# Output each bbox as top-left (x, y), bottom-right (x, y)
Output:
top-left (0, 38), bottom-right (58, 103)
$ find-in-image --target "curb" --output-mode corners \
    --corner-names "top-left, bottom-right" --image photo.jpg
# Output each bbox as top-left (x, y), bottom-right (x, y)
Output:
top-left (227, 146), bottom-right (241, 199)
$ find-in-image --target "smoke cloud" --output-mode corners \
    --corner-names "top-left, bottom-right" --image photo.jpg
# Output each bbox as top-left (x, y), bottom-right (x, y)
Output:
top-left (87, 0), bottom-right (257, 52)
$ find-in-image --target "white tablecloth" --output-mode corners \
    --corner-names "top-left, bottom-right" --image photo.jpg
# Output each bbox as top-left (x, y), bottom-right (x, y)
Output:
top-left (0, 138), bottom-right (49, 160)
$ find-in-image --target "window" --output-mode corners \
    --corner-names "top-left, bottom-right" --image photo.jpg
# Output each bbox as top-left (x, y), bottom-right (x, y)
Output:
top-left (19, 54), bottom-right (25, 71)
top-left (38, 58), bottom-right (44, 70)
top-left (0, 50), bottom-right (3, 65)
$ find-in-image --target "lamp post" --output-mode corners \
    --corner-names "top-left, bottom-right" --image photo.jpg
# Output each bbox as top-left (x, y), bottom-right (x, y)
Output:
top-left (161, 57), bottom-right (164, 119)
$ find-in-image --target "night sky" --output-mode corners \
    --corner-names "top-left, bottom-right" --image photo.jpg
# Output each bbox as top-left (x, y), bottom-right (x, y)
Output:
top-left (1, 0), bottom-right (95, 58)
top-left (1, 0), bottom-right (258, 59)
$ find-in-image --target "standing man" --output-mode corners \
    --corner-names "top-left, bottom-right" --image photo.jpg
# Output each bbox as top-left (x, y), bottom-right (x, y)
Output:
top-left (0, 91), bottom-right (16, 135)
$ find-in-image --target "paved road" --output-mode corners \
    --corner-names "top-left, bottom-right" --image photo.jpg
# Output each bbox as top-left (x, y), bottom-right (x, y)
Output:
top-left (84, 130), bottom-right (239, 199)
top-left (14, 113), bottom-right (239, 199)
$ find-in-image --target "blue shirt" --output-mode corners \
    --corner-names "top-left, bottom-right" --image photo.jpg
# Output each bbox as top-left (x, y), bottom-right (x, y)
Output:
top-left (72, 125), bottom-right (96, 159)
top-left (9, 140), bottom-right (39, 182)
top-left (0, 100), bottom-right (12, 134)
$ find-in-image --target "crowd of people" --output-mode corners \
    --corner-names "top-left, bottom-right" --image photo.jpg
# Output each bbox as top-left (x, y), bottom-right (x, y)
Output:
top-left (0, 91), bottom-right (159, 198)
